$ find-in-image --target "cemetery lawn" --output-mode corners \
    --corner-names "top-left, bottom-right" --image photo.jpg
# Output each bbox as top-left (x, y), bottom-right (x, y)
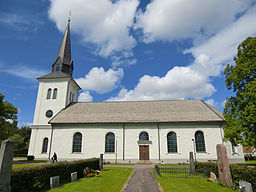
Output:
top-left (242, 160), bottom-right (256, 164)
top-left (12, 164), bottom-right (41, 169)
top-left (48, 167), bottom-right (133, 192)
top-left (152, 170), bottom-right (239, 192)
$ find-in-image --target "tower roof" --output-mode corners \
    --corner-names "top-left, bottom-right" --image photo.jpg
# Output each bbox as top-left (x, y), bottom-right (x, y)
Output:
top-left (57, 21), bottom-right (71, 65)
top-left (51, 20), bottom-right (74, 76)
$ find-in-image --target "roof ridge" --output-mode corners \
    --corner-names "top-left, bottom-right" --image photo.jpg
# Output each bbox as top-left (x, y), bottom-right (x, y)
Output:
top-left (76, 99), bottom-right (202, 104)
top-left (200, 100), bottom-right (225, 121)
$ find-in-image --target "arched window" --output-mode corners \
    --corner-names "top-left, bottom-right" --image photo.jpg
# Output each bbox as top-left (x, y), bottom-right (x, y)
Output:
top-left (139, 131), bottom-right (149, 141)
top-left (52, 88), bottom-right (58, 99)
top-left (167, 132), bottom-right (177, 153)
top-left (105, 132), bottom-right (115, 153)
top-left (47, 89), bottom-right (52, 99)
top-left (42, 138), bottom-right (48, 153)
top-left (195, 131), bottom-right (206, 152)
top-left (72, 132), bottom-right (82, 153)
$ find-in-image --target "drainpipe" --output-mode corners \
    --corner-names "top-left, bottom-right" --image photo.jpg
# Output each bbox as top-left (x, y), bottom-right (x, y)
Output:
top-left (123, 123), bottom-right (125, 161)
top-left (48, 125), bottom-right (54, 161)
top-left (158, 123), bottom-right (161, 161)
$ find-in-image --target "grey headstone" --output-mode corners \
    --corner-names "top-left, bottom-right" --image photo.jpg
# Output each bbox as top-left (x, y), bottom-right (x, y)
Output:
top-left (210, 172), bottom-right (217, 183)
top-left (50, 176), bottom-right (59, 189)
top-left (71, 172), bottom-right (77, 182)
top-left (189, 151), bottom-right (196, 175)
top-left (216, 144), bottom-right (233, 187)
top-left (239, 181), bottom-right (253, 192)
top-left (99, 154), bottom-right (103, 171)
top-left (0, 140), bottom-right (14, 192)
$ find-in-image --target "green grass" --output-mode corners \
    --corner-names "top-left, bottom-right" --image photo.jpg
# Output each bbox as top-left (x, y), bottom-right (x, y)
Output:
top-left (241, 160), bottom-right (256, 164)
top-left (106, 163), bottom-right (134, 165)
top-left (16, 159), bottom-right (48, 163)
top-left (12, 164), bottom-right (41, 170)
top-left (156, 163), bottom-right (189, 166)
top-left (47, 167), bottom-right (133, 192)
top-left (152, 169), bottom-right (239, 192)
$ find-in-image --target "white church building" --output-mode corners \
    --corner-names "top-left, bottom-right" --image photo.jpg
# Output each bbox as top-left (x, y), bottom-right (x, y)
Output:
top-left (28, 21), bottom-right (244, 163)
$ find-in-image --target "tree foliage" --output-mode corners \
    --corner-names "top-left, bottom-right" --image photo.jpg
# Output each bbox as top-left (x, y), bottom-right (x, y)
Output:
top-left (0, 93), bottom-right (18, 143)
top-left (0, 93), bottom-right (31, 155)
top-left (224, 37), bottom-right (256, 146)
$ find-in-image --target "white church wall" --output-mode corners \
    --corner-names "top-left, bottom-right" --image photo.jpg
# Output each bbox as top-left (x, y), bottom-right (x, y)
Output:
top-left (158, 123), bottom-right (223, 163)
top-left (124, 123), bottom-right (159, 163)
top-left (27, 125), bottom-right (52, 159)
top-left (66, 80), bottom-right (79, 105)
top-left (29, 122), bottom-right (244, 163)
top-left (50, 124), bottom-right (124, 161)
top-left (33, 79), bottom-right (69, 125)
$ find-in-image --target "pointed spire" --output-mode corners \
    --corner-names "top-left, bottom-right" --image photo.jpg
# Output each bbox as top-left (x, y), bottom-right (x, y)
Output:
top-left (57, 20), bottom-right (71, 64)
top-left (52, 20), bottom-right (73, 76)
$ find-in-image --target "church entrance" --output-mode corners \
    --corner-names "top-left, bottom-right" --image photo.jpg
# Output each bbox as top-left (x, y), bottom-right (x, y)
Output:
top-left (139, 145), bottom-right (149, 160)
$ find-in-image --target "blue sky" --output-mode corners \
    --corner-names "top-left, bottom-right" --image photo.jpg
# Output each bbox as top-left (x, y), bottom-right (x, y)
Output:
top-left (1, 0), bottom-right (256, 127)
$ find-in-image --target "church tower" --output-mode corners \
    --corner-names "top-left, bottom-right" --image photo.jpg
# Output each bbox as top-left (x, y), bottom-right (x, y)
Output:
top-left (28, 21), bottom-right (81, 158)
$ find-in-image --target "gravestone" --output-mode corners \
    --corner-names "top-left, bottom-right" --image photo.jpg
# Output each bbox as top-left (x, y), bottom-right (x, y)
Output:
top-left (50, 176), bottom-right (59, 189)
top-left (189, 151), bottom-right (196, 175)
top-left (239, 181), bottom-right (253, 192)
top-left (99, 154), bottom-right (103, 171)
top-left (0, 140), bottom-right (14, 192)
top-left (216, 144), bottom-right (232, 187)
top-left (71, 172), bottom-right (77, 182)
top-left (210, 172), bottom-right (217, 183)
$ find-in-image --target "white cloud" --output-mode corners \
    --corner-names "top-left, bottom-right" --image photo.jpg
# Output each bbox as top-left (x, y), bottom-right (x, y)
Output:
top-left (135, 0), bottom-right (252, 43)
top-left (78, 91), bottom-right (93, 102)
top-left (48, 0), bottom-right (139, 57)
top-left (76, 67), bottom-right (123, 94)
top-left (110, 4), bottom-right (256, 101)
top-left (0, 64), bottom-right (47, 80)
top-left (109, 66), bottom-right (215, 101)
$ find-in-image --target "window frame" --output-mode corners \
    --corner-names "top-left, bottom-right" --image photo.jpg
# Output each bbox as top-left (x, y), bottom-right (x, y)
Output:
top-left (195, 131), bottom-right (206, 152)
top-left (167, 132), bottom-right (178, 153)
top-left (105, 132), bottom-right (115, 153)
top-left (42, 137), bottom-right (48, 153)
top-left (47, 88), bottom-right (52, 99)
top-left (52, 88), bottom-right (58, 99)
top-left (72, 132), bottom-right (82, 153)
top-left (139, 131), bottom-right (149, 141)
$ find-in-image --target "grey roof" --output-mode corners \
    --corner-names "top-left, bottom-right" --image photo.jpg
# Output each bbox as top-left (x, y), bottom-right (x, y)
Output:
top-left (37, 71), bottom-right (72, 79)
top-left (49, 100), bottom-right (225, 124)
top-left (57, 21), bottom-right (71, 65)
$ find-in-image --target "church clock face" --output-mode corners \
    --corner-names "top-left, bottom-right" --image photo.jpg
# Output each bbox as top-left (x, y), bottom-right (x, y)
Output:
top-left (46, 110), bottom-right (53, 118)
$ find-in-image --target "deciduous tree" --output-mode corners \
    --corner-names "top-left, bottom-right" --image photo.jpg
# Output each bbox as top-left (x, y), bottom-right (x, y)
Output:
top-left (224, 37), bottom-right (256, 146)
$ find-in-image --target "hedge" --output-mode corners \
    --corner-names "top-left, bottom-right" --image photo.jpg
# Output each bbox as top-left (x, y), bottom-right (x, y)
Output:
top-left (195, 162), bottom-right (256, 190)
top-left (11, 158), bottom-right (99, 192)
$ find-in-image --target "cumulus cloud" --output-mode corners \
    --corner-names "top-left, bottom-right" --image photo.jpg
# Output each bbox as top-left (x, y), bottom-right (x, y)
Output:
top-left (76, 67), bottom-right (123, 94)
top-left (78, 91), bottom-right (93, 102)
top-left (110, 4), bottom-right (256, 101)
top-left (48, 0), bottom-right (139, 57)
top-left (109, 66), bottom-right (215, 101)
top-left (135, 0), bottom-right (252, 43)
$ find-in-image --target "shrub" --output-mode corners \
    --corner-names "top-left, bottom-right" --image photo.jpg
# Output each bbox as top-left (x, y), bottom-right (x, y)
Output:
top-left (195, 162), bottom-right (256, 191)
top-left (230, 164), bottom-right (256, 190)
top-left (194, 162), bottom-right (218, 177)
top-left (27, 155), bottom-right (35, 161)
top-left (11, 158), bottom-right (99, 192)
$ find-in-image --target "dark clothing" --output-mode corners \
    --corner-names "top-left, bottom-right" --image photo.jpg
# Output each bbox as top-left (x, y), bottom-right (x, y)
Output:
top-left (52, 153), bottom-right (57, 162)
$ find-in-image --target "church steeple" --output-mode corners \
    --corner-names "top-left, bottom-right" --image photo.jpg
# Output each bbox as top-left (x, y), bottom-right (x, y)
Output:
top-left (52, 20), bottom-right (73, 76)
